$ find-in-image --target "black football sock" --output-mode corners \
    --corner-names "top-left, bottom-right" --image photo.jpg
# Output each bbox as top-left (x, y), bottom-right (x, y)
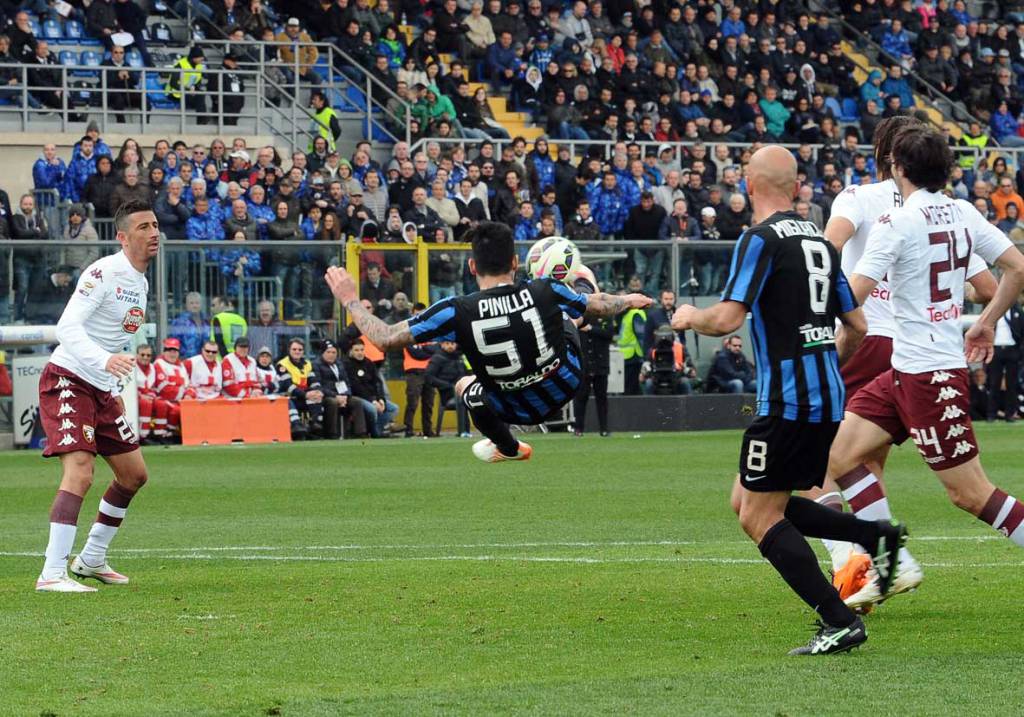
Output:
top-left (467, 402), bottom-right (519, 457)
top-left (759, 519), bottom-right (856, 628)
top-left (785, 496), bottom-right (880, 548)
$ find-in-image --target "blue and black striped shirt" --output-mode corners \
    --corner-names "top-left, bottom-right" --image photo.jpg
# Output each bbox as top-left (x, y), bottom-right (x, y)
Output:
top-left (721, 211), bottom-right (857, 423)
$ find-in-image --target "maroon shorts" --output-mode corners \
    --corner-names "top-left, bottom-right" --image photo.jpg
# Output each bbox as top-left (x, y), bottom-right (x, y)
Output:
top-left (39, 364), bottom-right (139, 458)
top-left (846, 367), bottom-right (978, 471)
top-left (840, 335), bottom-right (893, 398)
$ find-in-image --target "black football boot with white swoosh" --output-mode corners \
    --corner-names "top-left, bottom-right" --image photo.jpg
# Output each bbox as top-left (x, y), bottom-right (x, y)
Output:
top-left (789, 616), bottom-right (867, 656)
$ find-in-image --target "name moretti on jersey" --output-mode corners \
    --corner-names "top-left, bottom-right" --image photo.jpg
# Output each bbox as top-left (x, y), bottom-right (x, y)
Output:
top-left (919, 202), bottom-right (965, 226)
top-left (799, 323), bottom-right (835, 347)
top-left (478, 288), bottom-right (535, 317)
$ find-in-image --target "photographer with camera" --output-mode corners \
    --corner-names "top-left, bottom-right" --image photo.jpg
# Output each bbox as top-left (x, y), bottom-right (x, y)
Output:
top-left (641, 325), bottom-right (697, 396)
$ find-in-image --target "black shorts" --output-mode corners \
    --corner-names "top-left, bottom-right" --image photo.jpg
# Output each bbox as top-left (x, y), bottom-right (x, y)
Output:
top-left (738, 416), bottom-right (839, 493)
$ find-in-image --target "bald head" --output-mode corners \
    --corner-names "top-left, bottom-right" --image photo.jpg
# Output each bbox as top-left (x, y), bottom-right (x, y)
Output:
top-left (747, 146), bottom-right (798, 214)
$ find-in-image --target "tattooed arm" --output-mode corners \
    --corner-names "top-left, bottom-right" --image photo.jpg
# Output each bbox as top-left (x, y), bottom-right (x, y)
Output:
top-left (585, 292), bottom-right (652, 317)
top-left (344, 299), bottom-right (415, 350)
top-left (326, 266), bottom-right (415, 350)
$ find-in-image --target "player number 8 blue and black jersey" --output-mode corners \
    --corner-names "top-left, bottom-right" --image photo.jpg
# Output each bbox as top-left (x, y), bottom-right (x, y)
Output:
top-left (407, 278), bottom-right (589, 424)
top-left (720, 211), bottom-right (858, 423)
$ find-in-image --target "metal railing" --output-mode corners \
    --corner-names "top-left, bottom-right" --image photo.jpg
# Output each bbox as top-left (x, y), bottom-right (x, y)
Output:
top-left (808, 0), bottom-right (983, 131)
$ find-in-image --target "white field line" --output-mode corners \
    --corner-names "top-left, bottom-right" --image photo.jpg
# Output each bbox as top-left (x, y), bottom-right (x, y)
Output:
top-left (3, 535), bottom-right (996, 556)
top-left (2, 551), bottom-right (1020, 568)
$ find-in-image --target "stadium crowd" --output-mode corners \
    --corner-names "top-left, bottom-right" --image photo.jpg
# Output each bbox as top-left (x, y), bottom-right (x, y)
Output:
top-left (2, 0), bottom-right (1024, 436)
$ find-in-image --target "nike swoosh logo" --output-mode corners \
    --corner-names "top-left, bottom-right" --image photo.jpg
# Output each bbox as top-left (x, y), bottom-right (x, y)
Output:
top-left (745, 475), bottom-right (767, 482)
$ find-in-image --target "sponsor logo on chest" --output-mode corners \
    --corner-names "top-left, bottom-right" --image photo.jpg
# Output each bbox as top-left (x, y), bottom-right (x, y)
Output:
top-left (115, 286), bottom-right (142, 303)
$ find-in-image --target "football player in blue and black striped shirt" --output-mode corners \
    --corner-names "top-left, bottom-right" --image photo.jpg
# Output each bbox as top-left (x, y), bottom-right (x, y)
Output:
top-left (324, 222), bottom-right (650, 462)
top-left (672, 146), bottom-right (906, 656)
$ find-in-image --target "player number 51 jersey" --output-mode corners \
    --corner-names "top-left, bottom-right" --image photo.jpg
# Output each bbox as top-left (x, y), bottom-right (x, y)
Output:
top-left (49, 251), bottom-right (149, 394)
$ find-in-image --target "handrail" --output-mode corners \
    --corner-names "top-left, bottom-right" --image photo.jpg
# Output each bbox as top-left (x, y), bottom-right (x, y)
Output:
top-left (805, 0), bottom-right (984, 133)
top-left (186, 32), bottom-right (413, 148)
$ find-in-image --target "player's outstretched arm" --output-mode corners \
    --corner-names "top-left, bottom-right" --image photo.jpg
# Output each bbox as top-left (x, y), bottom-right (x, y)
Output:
top-left (325, 267), bottom-right (415, 350)
top-left (584, 292), bottom-right (652, 317)
top-left (966, 246), bottom-right (1024, 363)
top-left (670, 300), bottom-right (747, 337)
top-left (835, 307), bottom-right (867, 366)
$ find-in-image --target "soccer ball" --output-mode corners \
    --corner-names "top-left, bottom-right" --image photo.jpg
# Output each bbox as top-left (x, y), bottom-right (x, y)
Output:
top-left (526, 237), bottom-right (581, 283)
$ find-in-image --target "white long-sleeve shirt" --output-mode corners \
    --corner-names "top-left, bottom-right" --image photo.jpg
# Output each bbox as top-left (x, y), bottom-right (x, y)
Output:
top-left (50, 251), bottom-right (149, 393)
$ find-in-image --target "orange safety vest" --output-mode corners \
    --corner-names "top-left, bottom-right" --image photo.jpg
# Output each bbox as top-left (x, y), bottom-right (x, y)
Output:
top-left (360, 335), bottom-right (385, 363)
top-left (403, 344), bottom-right (431, 371)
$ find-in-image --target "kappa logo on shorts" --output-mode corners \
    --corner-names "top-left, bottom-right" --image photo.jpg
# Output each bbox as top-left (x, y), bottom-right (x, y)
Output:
top-left (57, 403), bottom-right (75, 416)
top-left (935, 386), bottom-right (963, 403)
top-left (57, 433), bottom-right (75, 447)
top-left (58, 389), bottom-right (76, 400)
top-left (940, 405), bottom-right (966, 421)
top-left (58, 418), bottom-right (77, 431)
top-left (122, 306), bottom-right (145, 334)
top-left (951, 440), bottom-right (975, 458)
top-left (945, 423), bottom-right (969, 439)
top-left (83, 425), bottom-right (95, 444)
top-left (931, 370), bottom-right (954, 384)
top-left (55, 376), bottom-right (71, 389)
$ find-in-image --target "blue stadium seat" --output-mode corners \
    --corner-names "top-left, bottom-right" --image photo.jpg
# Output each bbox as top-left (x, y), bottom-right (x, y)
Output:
top-left (42, 19), bottom-right (62, 41)
top-left (58, 50), bottom-right (76, 68)
top-left (27, 17), bottom-right (41, 38)
top-left (76, 50), bottom-right (101, 78)
top-left (63, 19), bottom-right (84, 43)
top-left (126, 47), bottom-right (144, 68)
top-left (145, 73), bottom-right (177, 109)
top-left (824, 96), bottom-right (843, 121)
top-left (840, 97), bottom-right (860, 122)
top-left (149, 22), bottom-right (173, 44)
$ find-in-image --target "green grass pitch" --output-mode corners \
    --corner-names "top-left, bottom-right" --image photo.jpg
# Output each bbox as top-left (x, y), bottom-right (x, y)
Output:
top-left (2, 426), bottom-right (1024, 716)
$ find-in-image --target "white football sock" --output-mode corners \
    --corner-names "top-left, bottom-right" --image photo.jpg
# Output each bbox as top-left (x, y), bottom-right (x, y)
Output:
top-left (79, 523), bottom-right (118, 567)
top-left (41, 523), bottom-right (77, 580)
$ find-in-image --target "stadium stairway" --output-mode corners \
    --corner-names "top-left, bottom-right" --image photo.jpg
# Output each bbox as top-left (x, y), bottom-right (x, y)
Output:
top-left (840, 41), bottom-right (963, 140)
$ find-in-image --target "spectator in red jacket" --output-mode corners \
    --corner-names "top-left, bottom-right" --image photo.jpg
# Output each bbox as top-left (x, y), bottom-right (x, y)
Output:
top-left (222, 337), bottom-right (264, 398)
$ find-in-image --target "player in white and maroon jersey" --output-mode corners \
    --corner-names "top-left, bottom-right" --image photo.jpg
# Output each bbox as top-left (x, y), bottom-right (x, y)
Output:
top-left (835, 128), bottom-right (1024, 610)
top-left (153, 338), bottom-right (194, 438)
top-left (35, 199), bottom-right (158, 593)
top-left (134, 344), bottom-right (157, 441)
top-left (221, 336), bottom-right (264, 398)
top-left (813, 117), bottom-right (997, 605)
top-left (186, 339), bottom-right (224, 400)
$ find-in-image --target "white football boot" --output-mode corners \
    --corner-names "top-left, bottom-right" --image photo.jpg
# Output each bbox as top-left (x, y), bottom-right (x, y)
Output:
top-left (71, 555), bottom-right (130, 585)
top-left (472, 439), bottom-right (533, 463)
top-left (35, 574), bottom-right (98, 593)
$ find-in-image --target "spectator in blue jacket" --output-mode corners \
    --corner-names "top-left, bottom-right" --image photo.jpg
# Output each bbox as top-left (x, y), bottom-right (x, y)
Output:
top-left (708, 335), bottom-right (756, 393)
top-left (513, 200), bottom-right (539, 246)
top-left (990, 100), bottom-right (1024, 146)
top-left (70, 122), bottom-right (112, 163)
top-left (168, 291), bottom-right (211, 358)
top-left (32, 143), bottom-right (66, 198)
top-left (216, 229), bottom-right (263, 296)
top-left (860, 69), bottom-right (884, 109)
top-left (587, 172), bottom-right (630, 238)
top-left (64, 135), bottom-right (99, 202)
top-left (246, 184), bottom-right (275, 239)
top-left (720, 5), bottom-right (745, 38)
top-left (880, 63), bottom-right (915, 110)
top-left (186, 196), bottom-right (225, 242)
top-left (881, 19), bottom-right (913, 64)
top-left (525, 138), bottom-right (555, 197)
top-left (487, 30), bottom-right (522, 87)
